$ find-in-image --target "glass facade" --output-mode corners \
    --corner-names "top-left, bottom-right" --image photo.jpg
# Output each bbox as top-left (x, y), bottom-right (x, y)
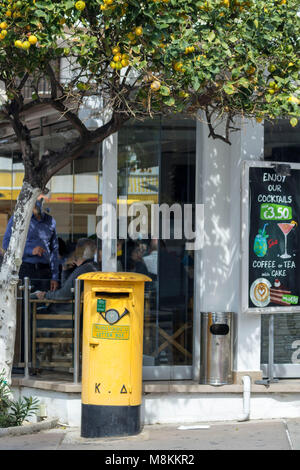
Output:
top-left (118, 117), bottom-right (196, 368)
top-left (262, 119), bottom-right (300, 370)
top-left (0, 136), bottom-right (103, 371)
top-left (0, 138), bottom-right (102, 252)
top-left (2, 114), bottom-right (298, 377)
top-left (0, 115), bottom-right (196, 375)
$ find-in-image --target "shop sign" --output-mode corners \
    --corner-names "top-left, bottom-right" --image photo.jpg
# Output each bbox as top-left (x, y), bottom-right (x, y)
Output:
top-left (242, 161), bottom-right (300, 313)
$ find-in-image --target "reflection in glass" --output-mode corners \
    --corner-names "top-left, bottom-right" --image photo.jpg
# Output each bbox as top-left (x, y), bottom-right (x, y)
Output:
top-left (264, 119), bottom-right (300, 163)
top-left (118, 116), bottom-right (196, 367)
top-left (0, 135), bottom-right (102, 374)
top-left (0, 154), bottom-right (13, 249)
top-left (1, 115), bottom-right (196, 375)
top-left (261, 314), bottom-right (300, 365)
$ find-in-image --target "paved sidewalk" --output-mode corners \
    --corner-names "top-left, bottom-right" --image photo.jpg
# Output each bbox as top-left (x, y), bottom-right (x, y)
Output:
top-left (0, 418), bottom-right (300, 451)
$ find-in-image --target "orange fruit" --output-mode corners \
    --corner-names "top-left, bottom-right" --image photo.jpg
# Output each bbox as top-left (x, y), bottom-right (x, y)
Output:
top-left (135, 26), bottom-right (143, 36)
top-left (113, 53), bottom-right (122, 62)
top-left (75, 1), bottom-right (86, 10)
top-left (290, 117), bottom-right (298, 127)
top-left (22, 41), bottom-right (30, 50)
top-left (151, 80), bottom-right (161, 91)
top-left (28, 35), bottom-right (38, 45)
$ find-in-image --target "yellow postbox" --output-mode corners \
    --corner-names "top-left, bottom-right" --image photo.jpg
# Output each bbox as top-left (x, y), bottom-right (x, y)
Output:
top-left (79, 271), bottom-right (151, 438)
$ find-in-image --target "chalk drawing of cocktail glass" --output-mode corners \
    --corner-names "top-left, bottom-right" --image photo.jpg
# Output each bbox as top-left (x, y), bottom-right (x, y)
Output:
top-left (254, 224), bottom-right (269, 257)
top-left (277, 222), bottom-right (295, 259)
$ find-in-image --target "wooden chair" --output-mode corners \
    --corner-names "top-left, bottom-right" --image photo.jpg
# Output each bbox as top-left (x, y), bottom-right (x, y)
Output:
top-left (152, 322), bottom-right (193, 360)
top-left (31, 299), bottom-right (75, 372)
top-left (143, 295), bottom-right (194, 363)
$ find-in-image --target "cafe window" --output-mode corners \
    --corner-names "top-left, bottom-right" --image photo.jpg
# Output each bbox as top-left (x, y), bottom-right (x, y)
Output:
top-left (118, 116), bottom-right (196, 370)
top-left (262, 120), bottom-right (300, 374)
top-left (0, 133), bottom-right (102, 261)
top-left (265, 119), bottom-right (300, 163)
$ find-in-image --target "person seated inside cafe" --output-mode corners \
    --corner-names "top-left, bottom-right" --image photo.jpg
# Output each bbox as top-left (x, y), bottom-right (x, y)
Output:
top-left (31, 238), bottom-right (98, 310)
top-left (59, 238), bottom-right (96, 282)
top-left (128, 243), bottom-right (149, 276)
top-left (29, 238), bottom-right (98, 364)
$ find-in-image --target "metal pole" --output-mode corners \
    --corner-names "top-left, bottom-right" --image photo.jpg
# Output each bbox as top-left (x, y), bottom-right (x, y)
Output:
top-left (268, 314), bottom-right (274, 381)
top-left (268, 314), bottom-right (279, 383)
top-left (255, 313), bottom-right (279, 386)
top-left (73, 279), bottom-right (81, 384)
top-left (23, 277), bottom-right (31, 379)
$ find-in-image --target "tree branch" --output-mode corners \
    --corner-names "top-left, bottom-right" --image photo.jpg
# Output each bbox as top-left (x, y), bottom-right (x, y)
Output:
top-left (46, 63), bottom-right (64, 99)
top-left (46, 63), bottom-right (90, 137)
top-left (17, 73), bottom-right (29, 93)
top-left (205, 108), bottom-right (232, 145)
top-left (7, 102), bottom-right (41, 186)
top-left (49, 98), bottom-right (91, 137)
top-left (41, 111), bottom-right (130, 184)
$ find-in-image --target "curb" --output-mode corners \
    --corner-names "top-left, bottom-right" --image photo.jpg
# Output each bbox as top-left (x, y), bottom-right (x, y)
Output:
top-left (0, 418), bottom-right (59, 438)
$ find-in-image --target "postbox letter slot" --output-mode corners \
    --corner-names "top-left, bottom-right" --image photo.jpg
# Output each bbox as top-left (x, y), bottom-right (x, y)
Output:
top-left (95, 292), bottom-right (130, 299)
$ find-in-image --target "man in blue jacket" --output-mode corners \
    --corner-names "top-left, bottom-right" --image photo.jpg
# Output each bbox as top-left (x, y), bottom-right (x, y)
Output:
top-left (3, 196), bottom-right (59, 292)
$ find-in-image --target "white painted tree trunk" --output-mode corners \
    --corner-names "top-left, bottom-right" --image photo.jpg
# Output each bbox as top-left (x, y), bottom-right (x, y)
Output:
top-left (0, 182), bottom-right (41, 384)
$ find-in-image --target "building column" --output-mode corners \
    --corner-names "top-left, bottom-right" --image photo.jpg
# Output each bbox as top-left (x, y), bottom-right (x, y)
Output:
top-left (101, 133), bottom-right (118, 272)
top-left (194, 116), bottom-right (264, 382)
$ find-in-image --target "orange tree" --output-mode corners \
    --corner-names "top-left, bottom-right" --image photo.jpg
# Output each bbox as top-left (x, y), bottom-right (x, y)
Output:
top-left (0, 0), bottom-right (299, 379)
top-left (0, 0), bottom-right (299, 178)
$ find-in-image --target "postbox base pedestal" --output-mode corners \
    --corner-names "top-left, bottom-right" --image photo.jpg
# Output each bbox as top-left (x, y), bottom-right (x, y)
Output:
top-left (81, 404), bottom-right (142, 438)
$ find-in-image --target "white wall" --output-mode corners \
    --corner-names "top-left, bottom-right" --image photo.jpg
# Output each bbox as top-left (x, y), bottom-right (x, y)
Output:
top-left (194, 115), bottom-right (264, 378)
top-left (12, 386), bottom-right (300, 426)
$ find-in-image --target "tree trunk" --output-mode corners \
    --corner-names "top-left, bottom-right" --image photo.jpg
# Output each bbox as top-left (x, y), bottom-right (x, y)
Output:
top-left (0, 182), bottom-right (41, 384)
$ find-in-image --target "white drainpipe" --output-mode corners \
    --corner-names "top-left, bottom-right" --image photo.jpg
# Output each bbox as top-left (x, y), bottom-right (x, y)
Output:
top-left (237, 375), bottom-right (251, 422)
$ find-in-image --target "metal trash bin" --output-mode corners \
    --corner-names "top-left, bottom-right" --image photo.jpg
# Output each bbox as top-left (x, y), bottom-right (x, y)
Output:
top-left (200, 312), bottom-right (235, 386)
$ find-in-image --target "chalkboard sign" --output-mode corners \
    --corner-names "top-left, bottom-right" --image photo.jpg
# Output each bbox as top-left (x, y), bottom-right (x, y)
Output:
top-left (242, 161), bottom-right (300, 314)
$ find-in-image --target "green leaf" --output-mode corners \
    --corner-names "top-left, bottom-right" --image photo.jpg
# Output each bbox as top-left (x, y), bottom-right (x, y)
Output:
top-left (160, 86), bottom-right (171, 96)
top-left (191, 76), bottom-right (201, 91)
top-left (163, 96), bottom-right (175, 106)
top-left (238, 78), bottom-right (250, 88)
top-left (34, 10), bottom-right (49, 19)
top-left (223, 83), bottom-right (236, 95)
top-left (207, 31), bottom-right (216, 43)
top-left (232, 67), bottom-right (241, 79)
top-left (64, 0), bottom-right (75, 8)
